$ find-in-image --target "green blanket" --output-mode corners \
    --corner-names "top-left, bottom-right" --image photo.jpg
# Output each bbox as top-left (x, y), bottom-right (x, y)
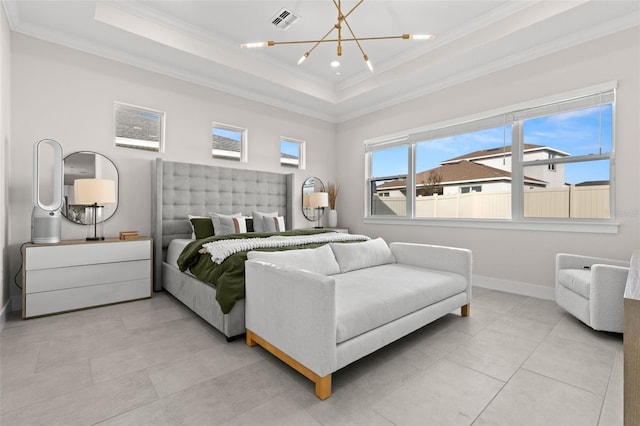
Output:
top-left (177, 229), bottom-right (347, 314)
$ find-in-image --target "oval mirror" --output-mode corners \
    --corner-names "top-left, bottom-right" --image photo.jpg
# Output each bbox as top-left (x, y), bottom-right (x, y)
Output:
top-left (302, 176), bottom-right (326, 222)
top-left (62, 151), bottom-right (119, 224)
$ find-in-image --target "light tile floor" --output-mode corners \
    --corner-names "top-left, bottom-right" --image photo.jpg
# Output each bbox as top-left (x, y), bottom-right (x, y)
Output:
top-left (0, 287), bottom-right (623, 426)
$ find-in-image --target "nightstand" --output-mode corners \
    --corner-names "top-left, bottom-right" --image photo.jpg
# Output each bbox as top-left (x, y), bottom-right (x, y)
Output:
top-left (22, 238), bottom-right (152, 318)
top-left (325, 227), bottom-right (349, 233)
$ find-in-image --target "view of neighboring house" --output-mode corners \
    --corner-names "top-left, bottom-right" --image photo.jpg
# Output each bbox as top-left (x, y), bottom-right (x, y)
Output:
top-left (212, 133), bottom-right (242, 159)
top-left (377, 144), bottom-right (570, 197)
top-left (280, 152), bottom-right (300, 168)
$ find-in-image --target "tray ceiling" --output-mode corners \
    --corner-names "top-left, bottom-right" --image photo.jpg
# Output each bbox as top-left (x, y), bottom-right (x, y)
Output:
top-left (3, 1), bottom-right (639, 122)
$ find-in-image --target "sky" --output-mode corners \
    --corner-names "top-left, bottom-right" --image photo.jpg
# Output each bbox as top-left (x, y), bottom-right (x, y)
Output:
top-left (372, 104), bottom-right (612, 185)
top-left (212, 127), bottom-right (241, 140)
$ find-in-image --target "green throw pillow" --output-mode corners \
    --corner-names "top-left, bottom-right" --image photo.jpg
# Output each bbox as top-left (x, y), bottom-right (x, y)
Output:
top-left (190, 217), bottom-right (214, 239)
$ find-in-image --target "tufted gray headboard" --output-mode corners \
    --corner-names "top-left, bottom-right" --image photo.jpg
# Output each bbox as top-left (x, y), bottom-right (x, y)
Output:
top-left (151, 158), bottom-right (293, 291)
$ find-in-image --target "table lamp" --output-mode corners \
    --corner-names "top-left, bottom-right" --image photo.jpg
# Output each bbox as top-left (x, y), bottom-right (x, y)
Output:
top-left (308, 192), bottom-right (329, 228)
top-left (74, 178), bottom-right (116, 240)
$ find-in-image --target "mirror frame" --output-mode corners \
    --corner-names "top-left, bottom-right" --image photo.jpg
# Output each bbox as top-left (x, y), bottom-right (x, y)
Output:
top-left (62, 151), bottom-right (119, 224)
top-left (302, 176), bottom-right (325, 222)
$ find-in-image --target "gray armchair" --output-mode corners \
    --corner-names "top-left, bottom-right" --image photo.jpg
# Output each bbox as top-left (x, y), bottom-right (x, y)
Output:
top-left (556, 253), bottom-right (630, 333)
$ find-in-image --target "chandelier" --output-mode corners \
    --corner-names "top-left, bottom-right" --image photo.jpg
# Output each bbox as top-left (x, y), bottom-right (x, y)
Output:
top-left (241, 0), bottom-right (435, 72)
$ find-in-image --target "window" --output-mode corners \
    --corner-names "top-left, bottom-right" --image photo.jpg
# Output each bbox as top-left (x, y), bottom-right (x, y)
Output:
top-left (460, 186), bottom-right (482, 194)
top-left (365, 83), bottom-right (615, 226)
top-left (280, 137), bottom-right (305, 169)
top-left (521, 101), bottom-right (613, 219)
top-left (369, 145), bottom-right (409, 216)
top-left (548, 153), bottom-right (556, 171)
top-left (212, 123), bottom-right (247, 162)
top-left (414, 123), bottom-right (511, 219)
top-left (114, 102), bottom-right (165, 152)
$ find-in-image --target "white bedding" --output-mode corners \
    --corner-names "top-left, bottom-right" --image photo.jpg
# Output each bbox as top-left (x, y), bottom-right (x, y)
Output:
top-left (202, 232), bottom-right (370, 264)
top-left (166, 238), bottom-right (192, 268)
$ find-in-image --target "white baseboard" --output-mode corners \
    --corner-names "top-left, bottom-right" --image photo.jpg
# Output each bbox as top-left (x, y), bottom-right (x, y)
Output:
top-left (473, 274), bottom-right (556, 301)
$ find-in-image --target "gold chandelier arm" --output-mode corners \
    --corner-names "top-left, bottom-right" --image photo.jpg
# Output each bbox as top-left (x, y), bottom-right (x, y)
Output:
top-left (336, 0), bottom-right (342, 56)
top-left (270, 35), bottom-right (410, 46)
top-left (334, 0), bottom-right (365, 56)
top-left (243, 35), bottom-right (420, 49)
top-left (341, 13), bottom-right (366, 57)
top-left (339, 12), bottom-right (373, 71)
top-left (333, 0), bottom-right (365, 21)
top-left (296, 23), bottom-right (338, 64)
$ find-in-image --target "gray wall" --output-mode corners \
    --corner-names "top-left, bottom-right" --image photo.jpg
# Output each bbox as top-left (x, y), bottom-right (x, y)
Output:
top-left (337, 27), bottom-right (640, 295)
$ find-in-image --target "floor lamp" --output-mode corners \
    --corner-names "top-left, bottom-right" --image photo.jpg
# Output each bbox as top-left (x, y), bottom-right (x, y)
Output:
top-left (74, 179), bottom-right (116, 241)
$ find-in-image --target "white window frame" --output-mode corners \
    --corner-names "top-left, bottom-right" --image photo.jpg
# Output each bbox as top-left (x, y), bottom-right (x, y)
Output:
top-left (364, 81), bottom-right (618, 234)
top-left (212, 122), bottom-right (248, 162)
top-left (280, 137), bottom-right (306, 169)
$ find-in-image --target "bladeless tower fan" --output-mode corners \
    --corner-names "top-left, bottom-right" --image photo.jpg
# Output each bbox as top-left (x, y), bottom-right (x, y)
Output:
top-left (31, 139), bottom-right (63, 243)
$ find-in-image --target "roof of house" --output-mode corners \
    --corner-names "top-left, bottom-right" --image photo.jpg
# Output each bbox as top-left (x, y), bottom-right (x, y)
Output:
top-left (377, 160), bottom-right (545, 190)
top-left (441, 143), bottom-right (569, 164)
top-left (212, 134), bottom-right (241, 152)
top-left (281, 152), bottom-right (299, 160)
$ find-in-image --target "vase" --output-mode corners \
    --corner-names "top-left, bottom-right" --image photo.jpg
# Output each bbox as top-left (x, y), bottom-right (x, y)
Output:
top-left (327, 209), bottom-right (338, 228)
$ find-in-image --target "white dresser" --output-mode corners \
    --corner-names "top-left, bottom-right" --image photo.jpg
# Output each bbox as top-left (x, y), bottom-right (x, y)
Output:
top-left (22, 238), bottom-right (152, 318)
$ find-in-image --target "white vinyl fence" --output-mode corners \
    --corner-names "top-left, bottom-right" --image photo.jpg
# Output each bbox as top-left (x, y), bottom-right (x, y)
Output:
top-left (372, 185), bottom-right (609, 219)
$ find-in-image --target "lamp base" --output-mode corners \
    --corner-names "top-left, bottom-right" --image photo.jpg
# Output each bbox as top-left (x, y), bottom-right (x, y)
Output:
top-left (85, 204), bottom-right (105, 241)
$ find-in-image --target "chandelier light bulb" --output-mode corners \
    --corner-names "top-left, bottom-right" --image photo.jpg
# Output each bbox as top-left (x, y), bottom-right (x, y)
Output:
top-left (409, 34), bottom-right (436, 40)
top-left (364, 55), bottom-right (374, 72)
top-left (297, 52), bottom-right (309, 65)
top-left (241, 41), bottom-right (272, 48)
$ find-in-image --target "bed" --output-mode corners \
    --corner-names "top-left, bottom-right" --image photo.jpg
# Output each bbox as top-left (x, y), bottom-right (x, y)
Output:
top-left (151, 159), bottom-right (368, 340)
top-left (151, 158), bottom-right (296, 339)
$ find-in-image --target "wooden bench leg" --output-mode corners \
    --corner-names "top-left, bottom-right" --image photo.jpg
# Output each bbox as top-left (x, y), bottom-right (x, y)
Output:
top-left (461, 303), bottom-right (470, 317)
top-left (246, 329), bottom-right (257, 347)
top-left (315, 375), bottom-right (332, 400)
top-left (246, 329), bottom-right (333, 400)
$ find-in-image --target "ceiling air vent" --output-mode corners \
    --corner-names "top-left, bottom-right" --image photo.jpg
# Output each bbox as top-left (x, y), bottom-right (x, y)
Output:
top-left (271, 8), bottom-right (300, 31)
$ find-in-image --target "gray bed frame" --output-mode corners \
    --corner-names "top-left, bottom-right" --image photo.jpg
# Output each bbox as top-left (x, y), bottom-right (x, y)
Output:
top-left (151, 158), bottom-right (293, 339)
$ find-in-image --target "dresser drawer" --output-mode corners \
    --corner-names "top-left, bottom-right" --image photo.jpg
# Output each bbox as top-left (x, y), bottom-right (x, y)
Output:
top-left (24, 279), bottom-right (151, 318)
top-left (25, 260), bottom-right (151, 294)
top-left (25, 240), bottom-right (150, 270)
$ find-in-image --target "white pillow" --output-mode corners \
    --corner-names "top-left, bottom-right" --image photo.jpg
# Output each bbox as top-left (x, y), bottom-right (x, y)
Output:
top-left (252, 211), bottom-right (278, 232)
top-left (263, 216), bottom-right (286, 233)
top-left (209, 212), bottom-right (244, 236)
top-left (217, 215), bottom-right (248, 235)
top-left (247, 244), bottom-right (340, 276)
top-left (330, 238), bottom-right (396, 273)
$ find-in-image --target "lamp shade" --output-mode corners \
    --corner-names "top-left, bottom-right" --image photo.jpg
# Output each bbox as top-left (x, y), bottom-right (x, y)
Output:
top-left (74, 179), bottom-right (116, 205)
top-left (308, 192), bottom-right (329, 208)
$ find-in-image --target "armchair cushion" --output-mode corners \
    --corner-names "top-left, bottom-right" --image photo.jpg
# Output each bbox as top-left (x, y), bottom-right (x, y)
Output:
top-left (557, 269), bottom-right (591, 298)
